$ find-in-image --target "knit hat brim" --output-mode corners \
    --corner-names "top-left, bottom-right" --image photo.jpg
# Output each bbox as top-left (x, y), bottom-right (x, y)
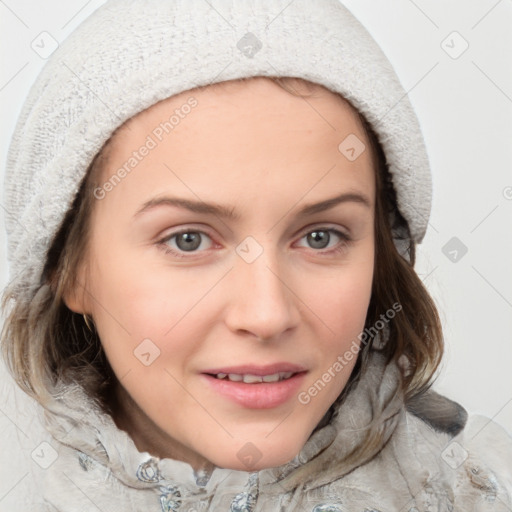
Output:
top-left (3, 0), bottom-right (431, 295)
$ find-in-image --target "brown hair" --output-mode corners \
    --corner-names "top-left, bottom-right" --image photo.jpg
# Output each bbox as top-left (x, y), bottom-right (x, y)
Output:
top-left (0, 76), bottom-right (443, 415)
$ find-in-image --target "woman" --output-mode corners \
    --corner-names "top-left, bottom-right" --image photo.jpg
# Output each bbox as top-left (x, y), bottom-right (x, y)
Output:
top-left (2, 0), bottom-right (511, 510)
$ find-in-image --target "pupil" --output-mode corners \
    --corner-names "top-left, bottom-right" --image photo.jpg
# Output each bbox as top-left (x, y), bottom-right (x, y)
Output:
top-left (176, 232), bottom-right (201, 251)
top-left (308, 231), bottom-right (329, 249)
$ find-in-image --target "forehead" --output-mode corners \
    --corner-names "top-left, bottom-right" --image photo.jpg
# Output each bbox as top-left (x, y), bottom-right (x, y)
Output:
top-left (102, 76), bottom-right (365, 157)
top-left (91, 76), bottom-right (374, 215)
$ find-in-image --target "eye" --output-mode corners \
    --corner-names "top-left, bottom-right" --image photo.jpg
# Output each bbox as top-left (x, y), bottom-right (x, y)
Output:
top-left (296, 228), bottom-right (350, 252)
top-left (159, 230), bottom-right (214, 257)
top-left (158, 226), bottom-right (351, 259)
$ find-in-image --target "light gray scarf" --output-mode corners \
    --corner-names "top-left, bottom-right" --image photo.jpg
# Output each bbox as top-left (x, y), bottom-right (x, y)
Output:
top-left (37, 351), bottom-right (512, 511)
top-left (43, 351), bottom-right (402, 497)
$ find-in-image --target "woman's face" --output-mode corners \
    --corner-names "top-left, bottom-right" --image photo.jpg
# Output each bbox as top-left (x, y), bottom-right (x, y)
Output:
top-left (65, 77), bottom-right (375, 472)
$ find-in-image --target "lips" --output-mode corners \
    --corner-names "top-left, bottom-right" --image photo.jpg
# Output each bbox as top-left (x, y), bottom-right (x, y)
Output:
top-left (201, 363), bottom-right (308, 409)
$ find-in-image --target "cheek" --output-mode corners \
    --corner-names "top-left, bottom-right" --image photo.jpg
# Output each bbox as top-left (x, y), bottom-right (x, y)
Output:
top-left (304, 257), bottom-right (374, 337)
top-left (86, 249), bottom-right (222, 375)
top-left (298, 252), bottom-right (374, 396)
top-left (303, 262), bottom-right (374, 391)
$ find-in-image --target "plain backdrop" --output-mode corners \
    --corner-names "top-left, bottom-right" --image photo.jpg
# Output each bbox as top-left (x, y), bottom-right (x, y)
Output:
top-left (1, 0), bottom-right (511, 493)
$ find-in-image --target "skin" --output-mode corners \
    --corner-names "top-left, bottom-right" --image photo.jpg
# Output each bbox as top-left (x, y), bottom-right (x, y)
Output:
top-left (64, 77), bottom-right (376, 473)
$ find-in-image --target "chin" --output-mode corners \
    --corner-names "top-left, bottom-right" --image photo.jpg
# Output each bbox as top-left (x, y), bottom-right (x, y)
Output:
top-left (206, 438), bottom-right (304, 472)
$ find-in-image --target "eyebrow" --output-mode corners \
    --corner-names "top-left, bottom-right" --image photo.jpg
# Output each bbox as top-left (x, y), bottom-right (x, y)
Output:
top-left (133, 191), bottom-right (371, 221)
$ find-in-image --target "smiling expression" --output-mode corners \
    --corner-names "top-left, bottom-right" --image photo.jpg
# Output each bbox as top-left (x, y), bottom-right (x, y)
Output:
top-left (64, 77), bottom-right (376, 472)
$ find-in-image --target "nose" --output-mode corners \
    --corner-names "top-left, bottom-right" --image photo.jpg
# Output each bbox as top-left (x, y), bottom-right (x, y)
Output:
top-left (224, 248), bottom-right (300, 341)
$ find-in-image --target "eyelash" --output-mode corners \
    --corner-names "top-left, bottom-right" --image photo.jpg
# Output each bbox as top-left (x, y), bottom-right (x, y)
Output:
top-left (157, 227), bottom-right (352, 259)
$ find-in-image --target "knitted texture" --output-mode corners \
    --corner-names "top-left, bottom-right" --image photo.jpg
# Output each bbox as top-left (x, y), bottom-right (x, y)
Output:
top-left (3, 0), bottom-right (432, 297)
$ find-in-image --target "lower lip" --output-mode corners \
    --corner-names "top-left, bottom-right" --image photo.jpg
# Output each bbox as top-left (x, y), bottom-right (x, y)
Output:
top-left (201, 372), bottom-right (307, 409)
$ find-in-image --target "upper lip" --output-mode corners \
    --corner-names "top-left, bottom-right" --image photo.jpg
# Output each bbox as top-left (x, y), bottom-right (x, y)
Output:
top-left (202, 363), bottom-right (307, 376)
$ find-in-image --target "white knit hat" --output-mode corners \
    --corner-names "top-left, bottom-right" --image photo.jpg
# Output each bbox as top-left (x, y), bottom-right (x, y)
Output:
top-left (3, 0), bottom-right (431, 298)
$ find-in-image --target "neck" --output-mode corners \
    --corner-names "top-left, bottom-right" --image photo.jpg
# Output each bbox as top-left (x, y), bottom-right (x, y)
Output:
top-left (110, 380), bottom-right (216, 474)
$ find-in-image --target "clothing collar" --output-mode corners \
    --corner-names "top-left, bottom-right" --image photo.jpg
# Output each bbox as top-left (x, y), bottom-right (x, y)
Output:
top-left (43, 351), bottom-right (403, 499)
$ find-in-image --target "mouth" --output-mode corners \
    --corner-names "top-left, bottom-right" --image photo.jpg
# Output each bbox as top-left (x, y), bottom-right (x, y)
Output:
top-left (200, 363), bottom-right (308, 409)
top-left (207, 371), bottom-right (296, 383)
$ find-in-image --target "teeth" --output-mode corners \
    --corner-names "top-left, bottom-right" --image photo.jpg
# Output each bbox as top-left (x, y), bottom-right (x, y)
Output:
top-left (243, 374), bottom-right (263, 383)
top-left (214, 372), bottom-right (294, 383)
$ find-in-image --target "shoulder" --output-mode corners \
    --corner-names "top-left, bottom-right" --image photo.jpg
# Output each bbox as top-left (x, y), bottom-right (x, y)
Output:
top-left (328, 390), bottom-right (512, 510)
top-left (0, 365), bottom-right (56, 511)
top-left (404, 390), bottom-right (512, 472)
top-left (450, 414), bottom-right (512, 502)
top-left (400, 390), bottom-right (512, 509)
top-left (301, 389), bottom-right (512, 510)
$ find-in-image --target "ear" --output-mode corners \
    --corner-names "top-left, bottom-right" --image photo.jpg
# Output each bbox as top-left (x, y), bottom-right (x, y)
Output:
top-left (62, 284), bottom-right (86, 314)
top-left (61, 263), bottom-right (90, 315)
